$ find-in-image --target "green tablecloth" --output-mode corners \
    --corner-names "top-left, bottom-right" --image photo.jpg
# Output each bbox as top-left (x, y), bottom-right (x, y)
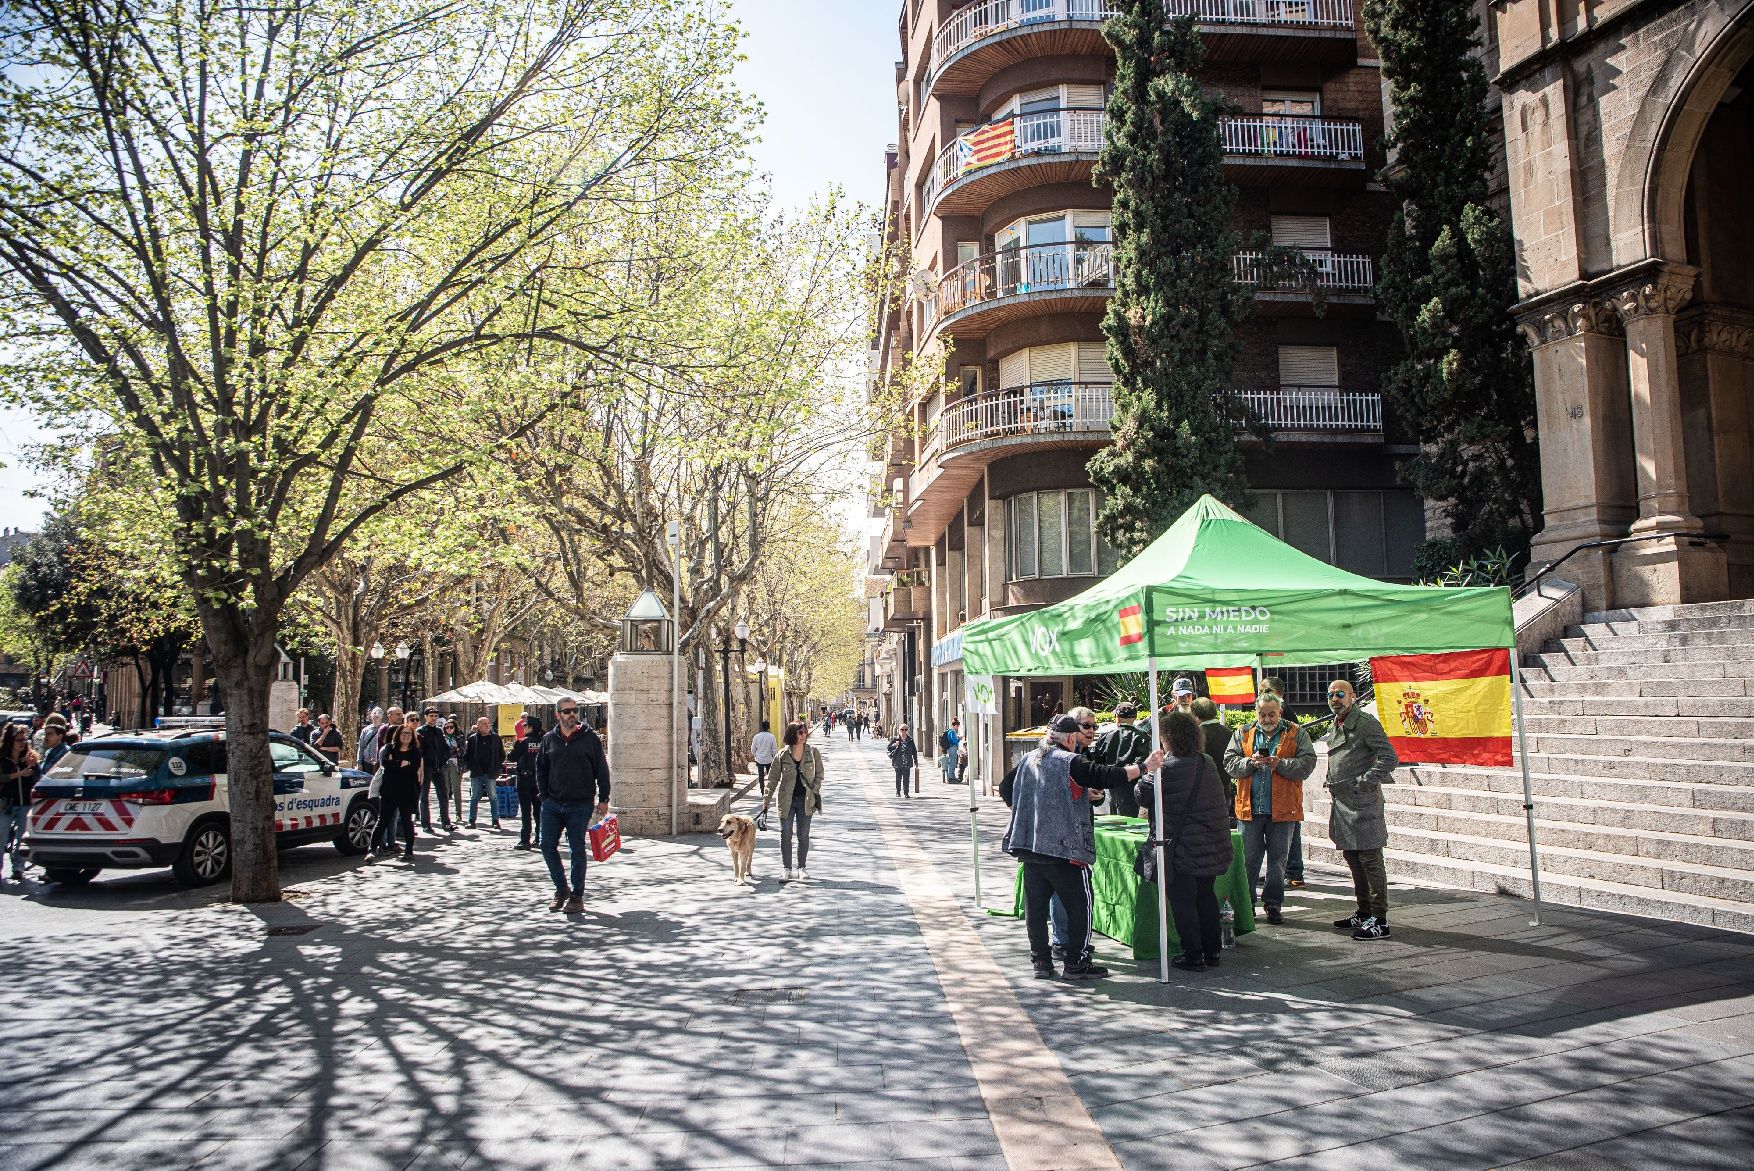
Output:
top-left (1010, 818), bottom-right (1255, 960)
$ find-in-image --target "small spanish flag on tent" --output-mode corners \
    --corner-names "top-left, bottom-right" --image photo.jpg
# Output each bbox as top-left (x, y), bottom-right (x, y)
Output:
top-left (957, 118), bottom-right (1016, 173)
top-left (1370, 648), bottom-right (1514, 767)
top-left (1117, 603), bottom-right (1144, 646)
top-left (1205, 667), bottom-right (1256, 705)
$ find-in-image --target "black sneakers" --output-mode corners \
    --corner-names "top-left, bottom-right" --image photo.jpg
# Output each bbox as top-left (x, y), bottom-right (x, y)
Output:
top-left (1334, 912), bottom-right (1366, 931)
top-left (1170, 955), bottom-right (1207, 972)
top-left (1266, 908), bottom-right (1285, 925)
top-left (1031, 957), bottom-right (1057, 980)
top-left (1351, 916), bottom-right (1390, 941)
top-left (1062, 959), bottom-right (1110, 981)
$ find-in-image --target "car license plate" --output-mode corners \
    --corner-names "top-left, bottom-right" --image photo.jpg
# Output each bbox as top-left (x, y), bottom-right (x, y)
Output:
top-left (63, 801), bottom-right (106, 814)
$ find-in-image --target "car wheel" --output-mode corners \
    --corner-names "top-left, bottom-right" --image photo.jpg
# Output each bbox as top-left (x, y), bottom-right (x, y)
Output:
top-left (335, 800), bottom-right (376, 856)
top-left (42, 867), bottom-right (101, 886)
top-left (173, 820), bottom-right (231, 886)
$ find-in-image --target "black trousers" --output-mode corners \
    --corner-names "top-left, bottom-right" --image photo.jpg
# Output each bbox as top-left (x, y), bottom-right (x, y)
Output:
top-left (420, 771), bottom-right (452, 830)
top-left (517, 786), bottom-right (539, 846)
top-left (894, 765), bottom-right (910, 796)
top-left (1344, 848), bottom-right (1389, 920)
top-left (1166, 871), bottom-right (1222, 960)
top-left (754, 762), bottom-right (770, 796)
top-left (1021, 857), bottom-right (1093, 964)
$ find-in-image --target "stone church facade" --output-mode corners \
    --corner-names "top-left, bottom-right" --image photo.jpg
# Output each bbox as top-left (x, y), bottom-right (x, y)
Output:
top-left (1495, 0), bottom-right (1754, 608)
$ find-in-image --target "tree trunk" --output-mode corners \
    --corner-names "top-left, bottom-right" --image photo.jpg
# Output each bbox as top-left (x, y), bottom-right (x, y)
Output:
top-left (699, 647), bottom-right (724, 787)
top-left (214, 652), bottom-right (280, 902)
top-left (332, 648), bottom-right (363, 764)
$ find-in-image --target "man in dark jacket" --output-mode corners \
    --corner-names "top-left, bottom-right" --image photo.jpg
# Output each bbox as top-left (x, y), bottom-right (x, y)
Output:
top-left (1191, 697), bottom-right (1237, 822)
top-left (536, 699), bottom-right (610, 914)
top-left (463, 716), bottom-right (506, 830)
top-left (507, 717), bottom-right (543, 850)
top-left (1091, 702), bottom-right (1151, 816)
top-left (416, 708), bottom-right (455, 833)
top-left (886, 726), bottom-right (918, 798)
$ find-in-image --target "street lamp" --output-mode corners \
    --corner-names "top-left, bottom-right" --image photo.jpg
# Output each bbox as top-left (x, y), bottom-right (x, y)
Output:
top-left (394, 641), bottom-right (411, 709)
top-left (715, 619), bottom-right (749, 788)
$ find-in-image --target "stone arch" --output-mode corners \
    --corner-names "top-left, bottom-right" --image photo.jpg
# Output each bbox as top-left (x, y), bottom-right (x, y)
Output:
top-left (1633, 3), bottom-right (1754, 263)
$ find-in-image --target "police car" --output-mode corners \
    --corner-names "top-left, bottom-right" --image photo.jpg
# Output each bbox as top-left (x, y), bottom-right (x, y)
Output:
top-left (23, 722), bottom-right (378, 886)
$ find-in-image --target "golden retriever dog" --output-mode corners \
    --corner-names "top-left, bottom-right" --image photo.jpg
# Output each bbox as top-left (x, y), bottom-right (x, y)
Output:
top-left (716, 813), bottom-right (757, 885)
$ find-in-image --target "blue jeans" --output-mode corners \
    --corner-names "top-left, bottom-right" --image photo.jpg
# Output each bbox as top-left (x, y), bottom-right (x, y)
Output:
top-left (467, 773), bottom-right (499, 825)
top-left (540, 800), bottom-right (593, 896)
top-left (1242, 817), bottom-right (1296, 912)
top-left (1050, 893), bottom-right (1069, 950)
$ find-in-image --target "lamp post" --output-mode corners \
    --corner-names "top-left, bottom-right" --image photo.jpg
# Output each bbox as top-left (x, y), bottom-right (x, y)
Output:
top-left (752, 657), bottom-right (768, 735)
top-left (716, 619), bottom-right (749, 788)
top-left (394, 641), bottom-right (411, 709)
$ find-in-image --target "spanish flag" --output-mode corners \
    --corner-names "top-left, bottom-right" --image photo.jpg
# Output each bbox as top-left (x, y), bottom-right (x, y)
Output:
top-left (1205, 667), bottom-right (1256, 705)
top-left (1370, 649), bottom-right (1513, 767)
top-left (1117, 604), bottom-right (1144, 646)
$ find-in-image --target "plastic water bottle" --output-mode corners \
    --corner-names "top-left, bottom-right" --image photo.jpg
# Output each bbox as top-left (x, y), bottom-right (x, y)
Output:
top-left (1220, 899), bottom-right (1237, 949)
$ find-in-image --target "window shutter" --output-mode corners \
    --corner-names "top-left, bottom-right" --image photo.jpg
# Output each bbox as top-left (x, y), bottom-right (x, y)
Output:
top-left (1077, 342), bottom-right (1111, 383)
top-left (1277, 345), bottom-right (1339, 387)
top-left (1269, 215), bottom-right (1332, 249)
top-left (999, 350), bottom-right (1029, 389)
top-left (1030, 343), bottom-right (1075, 383)
top-left (1064, 84), bottom-right (1105, 110)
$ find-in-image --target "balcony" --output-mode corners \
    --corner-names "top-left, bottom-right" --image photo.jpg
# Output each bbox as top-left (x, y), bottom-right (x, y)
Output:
top-left (1232, 248), bottom-right (1375, 314)
top-left (926, 1), bottom-right (1357, 104)
top-left (1237, 387), bottom-right (1383, 435)
top-left (926, 108), bottom-right (1104, 218)
top-left (924, 240), bottom-right (1116, 339)
top-left (884, 585), bottom-right (931, 630)
top-left (1217, 114), bottom-right (1367, 184)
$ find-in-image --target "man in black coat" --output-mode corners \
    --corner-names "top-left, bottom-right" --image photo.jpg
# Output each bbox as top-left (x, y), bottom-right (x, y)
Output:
top-left (463, 716), bottom-right (506, 830)
top-left (507, 717), bottom-right (543, 850)
top-left (1091, 702), bottom-right (1151, 816)
top-left (416, 708), bottom-right (455, 833)
top-left (535, 700), bottom-right (611, 914)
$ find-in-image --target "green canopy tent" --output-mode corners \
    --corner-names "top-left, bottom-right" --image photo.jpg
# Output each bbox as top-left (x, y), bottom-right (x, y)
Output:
top-left (963, 495), bottom-right (1538, 980)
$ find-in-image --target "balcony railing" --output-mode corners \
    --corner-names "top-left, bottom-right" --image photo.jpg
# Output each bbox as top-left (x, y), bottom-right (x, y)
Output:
top-left (926, 108), bottom-right (1105, 210)
top-left (929, 1), bottom-right (1355, 88)
top-left (1233, 249), bottom-right (1374, 293)
top-left (928, 382), bottom-right (1117, 453)
top-left (1236, 387), bottom-right (1382, 431)
top-left (925, 239), bottom-right (1116, 330)
top-left (1218, 114), bottom-right (1363, 162)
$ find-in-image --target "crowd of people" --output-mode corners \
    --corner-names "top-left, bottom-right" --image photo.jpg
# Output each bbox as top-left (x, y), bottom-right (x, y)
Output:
top-left (1, 713), bottom-right (78, 883)
top-left (1000, 677), bottom-right (1399, 980)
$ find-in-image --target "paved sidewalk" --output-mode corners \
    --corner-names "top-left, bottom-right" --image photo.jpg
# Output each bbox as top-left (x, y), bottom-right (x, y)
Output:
top-left (0, 733), bottom-right (1750, 1170)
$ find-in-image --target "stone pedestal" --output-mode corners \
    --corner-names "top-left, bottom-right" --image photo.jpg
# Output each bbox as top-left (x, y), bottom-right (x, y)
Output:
top-left (1611, 534), bottom-right (1729, 608)
top-left (606, 652), bottom-right (686, 837)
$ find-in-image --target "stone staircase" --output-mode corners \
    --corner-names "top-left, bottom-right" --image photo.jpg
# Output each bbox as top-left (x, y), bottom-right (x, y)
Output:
top-left (1304, 597), bottom-right (1754, 933)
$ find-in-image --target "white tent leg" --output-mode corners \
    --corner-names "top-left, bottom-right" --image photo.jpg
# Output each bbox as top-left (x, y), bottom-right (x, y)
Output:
top-left (1147, 657), bottom-right (1168, 984)
top-left (970, 722), bottom-right (983, 908)
top-left (1509, 654), bottom-right (1544, 926)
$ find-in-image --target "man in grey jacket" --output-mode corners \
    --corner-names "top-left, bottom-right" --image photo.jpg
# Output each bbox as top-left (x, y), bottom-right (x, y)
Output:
top-left (1324, 680), bottom-right (1399, 940)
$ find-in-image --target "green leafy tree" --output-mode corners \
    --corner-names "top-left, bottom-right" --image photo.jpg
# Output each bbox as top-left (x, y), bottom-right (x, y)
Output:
top-left (1089, 6), bottom-right (1254, 557)
top-left (0, 0), bottom-right (750, 900)
top-left (1364, 0), bottom-right (1541, 560)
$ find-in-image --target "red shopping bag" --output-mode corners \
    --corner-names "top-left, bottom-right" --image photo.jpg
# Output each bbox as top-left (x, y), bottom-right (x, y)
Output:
top-left (588, 813), bottom-right (621, 862)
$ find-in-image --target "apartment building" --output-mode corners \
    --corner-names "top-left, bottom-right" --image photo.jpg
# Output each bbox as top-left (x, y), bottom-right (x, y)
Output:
top-left (868, 0), bottom-right (1423, 770)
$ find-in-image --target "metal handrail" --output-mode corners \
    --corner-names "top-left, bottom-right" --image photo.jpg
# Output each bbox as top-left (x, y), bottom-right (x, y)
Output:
top-left (926, 107), bottom-right (1106, 211)
top-left (1511, 531), bottom-right (1729, 601)
top-left (1237, 387), bottom-right (1382, 431)
top-left (1218, 114), bottom-right (1364, 162)
top-left (1233, 249), bottom-right (1374, 293)
top-left (926, 239), bottom-right (1117, 329)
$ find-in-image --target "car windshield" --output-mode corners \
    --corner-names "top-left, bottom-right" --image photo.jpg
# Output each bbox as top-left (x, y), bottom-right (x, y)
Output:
top-left (46, 747), bottom-right (166, 781)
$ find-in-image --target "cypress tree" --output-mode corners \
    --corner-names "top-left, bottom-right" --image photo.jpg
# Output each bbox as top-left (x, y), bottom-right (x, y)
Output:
top-left (1089, 6), bottom-right (1253, 557)
top-left (1365, 0), bottom-right (1542, 562)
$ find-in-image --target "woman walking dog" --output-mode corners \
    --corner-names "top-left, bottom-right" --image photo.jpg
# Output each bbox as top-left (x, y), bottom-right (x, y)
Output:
top-left (760, 720), bottom-right (823, 881)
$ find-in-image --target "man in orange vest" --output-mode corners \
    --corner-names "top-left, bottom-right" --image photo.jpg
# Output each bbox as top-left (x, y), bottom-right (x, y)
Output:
top-left (1223, 694), bottom-right (1316, 925)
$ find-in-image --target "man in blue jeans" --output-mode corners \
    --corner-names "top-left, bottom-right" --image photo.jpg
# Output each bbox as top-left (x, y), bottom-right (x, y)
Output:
top-left (534, 699), bottom-right (611, 914)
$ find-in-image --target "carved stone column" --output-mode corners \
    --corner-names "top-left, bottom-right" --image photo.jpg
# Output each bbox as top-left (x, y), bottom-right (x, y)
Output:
top-left (1604, 263), bottom-right (1727, 606)
top-left (1517, 291), bottom-right (1635, 609)
top-left (1677, 306), bottom-right (1754, 596)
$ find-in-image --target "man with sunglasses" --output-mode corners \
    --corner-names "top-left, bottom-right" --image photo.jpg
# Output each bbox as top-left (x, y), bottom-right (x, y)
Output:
top-left (1323, 680), bottom-right (1398, 940)
top-left (535, 700), bottom-right (611, 914)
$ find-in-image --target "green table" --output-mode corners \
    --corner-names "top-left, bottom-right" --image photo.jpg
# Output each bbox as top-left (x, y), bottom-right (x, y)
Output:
top-left (1010, 818), bottom-right (1255, 961)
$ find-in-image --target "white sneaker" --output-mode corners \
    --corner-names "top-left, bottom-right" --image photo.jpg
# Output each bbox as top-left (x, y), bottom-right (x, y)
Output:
top-left (785, 868), bottom-right (796, 880)
top-left (797, 868), bottom-right (809, 880)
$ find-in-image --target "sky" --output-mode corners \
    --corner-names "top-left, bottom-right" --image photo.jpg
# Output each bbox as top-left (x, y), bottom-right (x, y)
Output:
top-left (0, 0), bottom-right (902, 532)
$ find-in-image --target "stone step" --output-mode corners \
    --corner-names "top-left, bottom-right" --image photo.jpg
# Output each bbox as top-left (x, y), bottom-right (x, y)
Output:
top-left (1366, 781), bottom-right (1754, 841)
top-left (1309, 819), bottom-right (1754, 906)
top-left (1536, 642), bottom-right (1754, 668)
top-left (1521, 693), bottom-right (1754, 719)
top-left (1300, 833), bottom-right (1754, 934)
top-left (1521, 713), bottom-right (1754, 738)
top-left (1396, 762), bottom-right (1754, 813)
top-left (1310, 795), bottom-right (1754, 873)
top-left (1554, 627), bottom-right (1754, 652)
top-left (1583, 613), bottom-right (1754, 636)
top-left (1584, 597), bottom-right (1754, 625)
top-left (1504, 750), bottom-right (1754, 786)
top-left (1525, 730), bottom-right (1754, 763)
top-left (1523, 661), bottom-right (1754, 684)
top-left (1518, 676), bottom-right (1754, 700)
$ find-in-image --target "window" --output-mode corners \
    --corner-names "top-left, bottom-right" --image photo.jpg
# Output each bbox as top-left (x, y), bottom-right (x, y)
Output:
top-left (995, 343), bottom-right (1108, 388)
top-left (958, 366), bottom-right (983, 398)
top-left (1270, 215), bottom-right (1332, 250)
top-left (1277, 345), bottom-right (1339, 387)
top-left (1263, 89), bottom-right (1320, 116)
top-left (1007, 489), bottom-right (1119, 581)
top-left (271, 739), bottom-right (326, 774)
top-left (1245, 489), bottom-right (1425, 579)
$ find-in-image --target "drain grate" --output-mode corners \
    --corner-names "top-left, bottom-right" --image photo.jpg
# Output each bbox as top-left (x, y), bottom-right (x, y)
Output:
top-left (265, 924), bottom-right (321, 937)
top-left (726, 987), bottom-right (807, 1006)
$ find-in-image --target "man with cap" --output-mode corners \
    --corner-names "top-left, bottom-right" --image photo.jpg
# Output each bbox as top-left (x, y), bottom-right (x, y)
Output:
top-left (1091, 702), bottom-right (1151, 817)
top-left (1169, 677), bottom-right (1198, 717)
top-left (1003, 712), bottom-right (1162, 981)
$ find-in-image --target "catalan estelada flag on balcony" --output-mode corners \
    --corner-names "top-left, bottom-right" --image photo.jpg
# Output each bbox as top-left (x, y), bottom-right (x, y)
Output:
top-left (1117, 604), bottom-right (1144, 646)
top-left (1369, 648), bottom-right (1514, 767)
top-left (958, 119), bottom-right (1016, 173)
top-left (1205, 667), bottom-right (1256, 706)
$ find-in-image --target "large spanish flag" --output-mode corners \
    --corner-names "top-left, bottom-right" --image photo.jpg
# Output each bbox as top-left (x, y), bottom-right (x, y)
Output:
top-left (1205, 667), bottom-right (1256, 705)
top-left (1369, 648), bottom-right (1513, 767)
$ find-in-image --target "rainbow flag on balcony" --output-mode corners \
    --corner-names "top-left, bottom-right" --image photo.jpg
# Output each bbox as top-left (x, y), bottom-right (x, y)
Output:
top-left (1369, 648), bottom-right (1514, 767)
top-left (957, 119), bottom-right (1015, 173)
